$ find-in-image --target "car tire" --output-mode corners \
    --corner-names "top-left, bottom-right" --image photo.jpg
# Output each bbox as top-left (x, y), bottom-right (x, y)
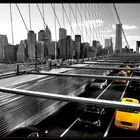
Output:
top-left (6, 126), bottom-right (41, 137)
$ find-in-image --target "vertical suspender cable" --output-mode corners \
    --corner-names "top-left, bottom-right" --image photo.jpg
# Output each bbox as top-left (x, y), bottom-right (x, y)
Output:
top-left (28, 3), bottom-right (32, 30)
top-left (81, 4), bottom-right (91, 43)
top-left (9, 4), bottom-right (14, 45)
top-left (90, 4), bottom-right (100, 41)
top-left (75, 4), bottom-right (78, 34)
top-left (54, 4), bottom-right (57, 59)
top-left (76, 4), bottom-right (85, 42)
top-left (69, 4), bottom-right (72, 38)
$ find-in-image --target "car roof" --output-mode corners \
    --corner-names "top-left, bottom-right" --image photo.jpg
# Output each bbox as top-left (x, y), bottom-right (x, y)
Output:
top-left (121, 98), bottom-right (139, 104)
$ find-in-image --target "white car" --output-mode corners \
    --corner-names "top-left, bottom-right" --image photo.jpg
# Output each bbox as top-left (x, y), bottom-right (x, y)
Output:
top-left (85, 79), bottom-right (107, 90)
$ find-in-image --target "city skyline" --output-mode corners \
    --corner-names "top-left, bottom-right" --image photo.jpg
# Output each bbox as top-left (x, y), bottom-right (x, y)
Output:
top-left (0, 3), bottom-right (140, 51)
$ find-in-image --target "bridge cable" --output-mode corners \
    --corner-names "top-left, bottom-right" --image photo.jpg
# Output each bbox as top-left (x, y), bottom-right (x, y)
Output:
top-left (80, 4), bottom-right (91, 43)
top-left (9, 4), bottom-right (14, 45)
top-left (51, 4), bottom-right (61, 28)
top-left (53, 4), bottom-right (57, 59)
top-left (89, 4), bottom-right (100, 42)
top-left (84, 4), bottom-right (93, 45)
top-left (42, 4), bottom-right (45, 30)
top-left (76, 4), bottom-right (85, 42)
top-left (28, 4), bottom-right (32, 30)
top-left (62, 4), bottom-right (65, 28)
top-left (15, 4), bottom-right (29, 32)
top-left (36, 4), bottom-right (47, 28)
top-left (62, 4), bottom-right (75, 60)
top-left (69, 4), bottom-right (83, 38)
top-left (62, 4), bottom-right (75, 36)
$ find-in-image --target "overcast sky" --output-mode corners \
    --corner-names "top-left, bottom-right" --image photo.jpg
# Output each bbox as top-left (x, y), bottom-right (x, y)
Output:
top-left (0, 3), bottom-right (139, 51)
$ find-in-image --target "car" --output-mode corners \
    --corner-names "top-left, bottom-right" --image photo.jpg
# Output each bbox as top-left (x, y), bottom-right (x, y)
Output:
top-left (115, 98), bottom-right (140, 131)
top-left (77, 105), bottom-right (106, 129)
top-left (85, 79), bottom-right (107, 90)
top-left (123, 65), bottom-right (131, 74)
top-left (115, 70), bottom-right (128, 84)
top-left (128, 79), bottom-right (140, 91)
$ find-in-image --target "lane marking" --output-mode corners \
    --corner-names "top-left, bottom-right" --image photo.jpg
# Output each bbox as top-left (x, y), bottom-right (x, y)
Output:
top-left (96, 81), bottom-right (114, 99)
top-left (60, 117), bottom-right (79, 137)
top-left (103, 73), bottom-right (133, 137)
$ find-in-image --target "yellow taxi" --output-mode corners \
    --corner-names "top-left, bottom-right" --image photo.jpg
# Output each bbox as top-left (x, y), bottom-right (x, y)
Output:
top-left (115, 98), bottom-right (140, 131)
top-left (115, 70), bottom-right (128, 84)
top-left (123, 66), bottom-right (131, 74)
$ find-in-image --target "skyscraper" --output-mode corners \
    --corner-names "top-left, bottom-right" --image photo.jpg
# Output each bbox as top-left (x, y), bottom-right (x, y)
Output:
top-left (45, 25), bottom-right (52, 41)
top-left (38, 30), bottom-right (45, 41)
top-left (59, 28), bottom-right (67, 40)
top-left (115, 24), bottom-right (122, 54)
top-left (0, 35), bottom-right (8, 61)
top-left (17, 40), bottom-right (26, 62)
top-left (27, 30), bottom-right (36, 60)
top-left (136, 41), bottom-right (140, 54)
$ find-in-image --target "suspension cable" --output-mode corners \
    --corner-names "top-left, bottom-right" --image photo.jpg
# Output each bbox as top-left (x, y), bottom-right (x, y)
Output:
top-left (98, 4), bottom-right (108, 47)
top-left (75, 4), bottom-right (78, 34)
top-left (51, 4), bottom-right (61, 28)
top-left (36, 4), bottom-right (46, 28)
top-left (42, 4), bottom-right (45, 30)
top-left (28, 4), bottom-right (32, 30)
top-left (85, 4), bottom-right (95, 45)
top-left (69, 3), bottom-right (72, 37)
top-left (113, 3), bottom-right (130, 49)
top-left (53, 4), bottom-right (57, 59)
top-left (80, 4), bottom-right (91, 43)
top-left (9, 4), bottom-right (14, 45)
top-left (88, 4), bottom-right (98, 42)
top-left (69, 4), bottom-right (83, 37)
top-left (16, 4), bottom-right (29, 32)
top-left (76, 4), bottom-right (85, 42)
top-left (89, 4), bottom-right (100, 42)
top-left (62, 4), bottom-right (65, 28)
top-left (62, 4), bottom-right (75, 36)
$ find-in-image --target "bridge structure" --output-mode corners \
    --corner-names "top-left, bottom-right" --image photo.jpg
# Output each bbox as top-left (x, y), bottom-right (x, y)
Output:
top-left (0, 3), bottom-right (140, 138)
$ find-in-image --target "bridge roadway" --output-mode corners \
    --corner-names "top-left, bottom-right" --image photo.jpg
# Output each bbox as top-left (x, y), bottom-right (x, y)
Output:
top-left (0, 61), bottom-right (140, 137)
top-left (34, 68), bottom-right (140, 138)
top-left (0, 63), bottom-right (110, 137)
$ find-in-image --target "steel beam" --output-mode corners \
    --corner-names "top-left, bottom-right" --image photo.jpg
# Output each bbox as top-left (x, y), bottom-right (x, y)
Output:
top-left (27, 71), bottom-right (140, 81)
top-left (61, 66), bottom-right (140, 71)
top-left (0, 86), bottom-right (140, 111)
top-left (79, 62), bottom-right (140, 66)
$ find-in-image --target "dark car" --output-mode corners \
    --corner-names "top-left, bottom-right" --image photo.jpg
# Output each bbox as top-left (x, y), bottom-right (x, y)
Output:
top-left (85, 79), bottom-right (107, 91)
top-left (77, 105), bottom-right (106, 129)
top-left (128, 80), bottom-right (140, 91)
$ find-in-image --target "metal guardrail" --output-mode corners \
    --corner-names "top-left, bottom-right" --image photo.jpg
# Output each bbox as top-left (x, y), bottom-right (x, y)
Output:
top-left (0, 86), bottom-right (140, 111)
top-left (27, 71), bottom-right (140, 81)
top-left (61, 66), bottom-right (140, 71)
top-left (80, 62), bottom-right (140, 66)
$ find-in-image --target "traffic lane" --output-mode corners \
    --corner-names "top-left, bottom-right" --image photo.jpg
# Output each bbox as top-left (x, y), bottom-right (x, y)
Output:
top-left (99, 83), bottom-right (126, 101)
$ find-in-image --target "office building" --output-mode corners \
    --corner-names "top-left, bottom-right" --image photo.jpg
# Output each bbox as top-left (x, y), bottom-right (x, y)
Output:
top-left (115, 24), bottom-right (122, 54)
top-left (0, 35), bottom-right (8, 61)
top-left (27, 30), bottom-right (36, 60)
top-left (17, 40), bottom-right (26, 62)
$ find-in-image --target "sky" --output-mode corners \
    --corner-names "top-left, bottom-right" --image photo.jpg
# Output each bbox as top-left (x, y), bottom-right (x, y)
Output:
top-left (0, 3), bottom-right (139, 51)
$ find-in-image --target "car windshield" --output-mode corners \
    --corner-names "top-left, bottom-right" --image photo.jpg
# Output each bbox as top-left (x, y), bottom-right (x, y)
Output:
top-left (118, 108), bottom-right (139, 114)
